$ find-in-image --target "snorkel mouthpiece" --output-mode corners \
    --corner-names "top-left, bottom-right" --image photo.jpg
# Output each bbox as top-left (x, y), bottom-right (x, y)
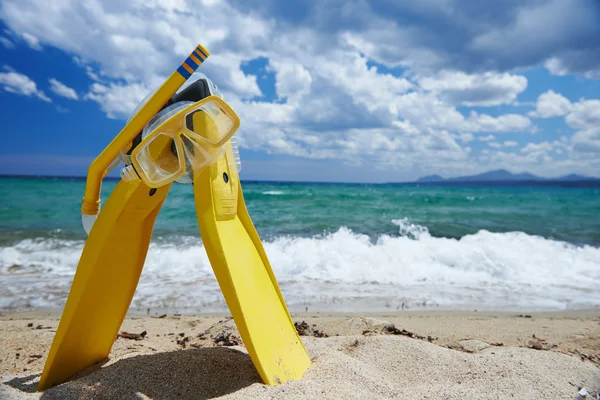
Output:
top-left (81, 213), bottom-right (98, 235)
top-left (80, 44), bottom-right (211, 234)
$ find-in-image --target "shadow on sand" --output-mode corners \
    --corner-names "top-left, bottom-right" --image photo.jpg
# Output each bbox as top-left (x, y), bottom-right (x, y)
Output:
top-left (4, 373), bottom-right (42, 393)
top-left (28, 347), bottom-right (261, 399)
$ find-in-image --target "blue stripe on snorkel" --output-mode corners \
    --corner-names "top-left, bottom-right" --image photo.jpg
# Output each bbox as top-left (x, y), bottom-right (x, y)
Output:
top-left (177, 65), bottom-right (192, 79)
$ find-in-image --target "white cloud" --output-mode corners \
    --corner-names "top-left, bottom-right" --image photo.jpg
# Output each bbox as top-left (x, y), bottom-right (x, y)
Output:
top-left (0, 67), bottom-right (51, 102)
top-left (269, 59), bottom-right (312, 102)
top-left (530, 90), bottom-right (572, 118)
top-left (487, 140), bottom-right (519, 149)
top-left (565, 99), bottom-right (600, 129)
top-left (20, 32), bottom-right (41, 50)
top-left (529, 91), bottom-right (600, 156)
top-left (318, 53), bottom-right (414, 103)
top-left (546, 57), bottom-right (600, 80)
top-left (469, 0), bottom-right (600, 77)
top-left (465, 112), bottom-right (533, 133)
top-left (49, 78), bottom-right (79, 100)
top-left (522, 141), bottom-right (558, 153)
top-left (418, 71), bottom-right (528, 106)
top-left (544, 58), bottom-right (569, 76)
top-left (572, 127), bottom-right (600, 153)
top-left (85, 82), bottom-right (152, 119)
top-left (476, 147), bottom-right (598, 178)
top-left (528, 89), bottom-right (600, 158)
top-left (337, 0), bottom-right (600, 77)
top-left (479, 134), bottom-right (495, 142)
top-left (472, 139), bottom-right (580, 178)
top-left (455, 132), bottom-right (473, 143)
top-left (0, 36), bottom-right (14, 48)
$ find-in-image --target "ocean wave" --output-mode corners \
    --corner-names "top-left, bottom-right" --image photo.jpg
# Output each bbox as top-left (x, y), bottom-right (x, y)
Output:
top-left (262, 190), bottom-right (285, 195)
top-left (1, 222), bottom-right (600, 312)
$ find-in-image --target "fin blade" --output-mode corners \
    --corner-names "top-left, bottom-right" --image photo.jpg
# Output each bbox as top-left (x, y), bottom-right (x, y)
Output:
top-left (194, 154), bottom-right (311, 384)
top-left (38, 180), bottom-right (170, 390)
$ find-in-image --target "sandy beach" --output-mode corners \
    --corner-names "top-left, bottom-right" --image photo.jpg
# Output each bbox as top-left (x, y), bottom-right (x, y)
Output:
top-left (1, 310), bottom-right (599, 399)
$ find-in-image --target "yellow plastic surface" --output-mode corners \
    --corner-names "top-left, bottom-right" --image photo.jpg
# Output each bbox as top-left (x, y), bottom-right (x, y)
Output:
top-left (38, 179), bottom-right (171, 390)
top-left (193, 144), bottom-right (311, 384)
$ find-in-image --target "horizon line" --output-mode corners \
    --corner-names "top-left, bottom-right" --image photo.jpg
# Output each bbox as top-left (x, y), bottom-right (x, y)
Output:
top-left (1, 173), bottom-right (600, 186)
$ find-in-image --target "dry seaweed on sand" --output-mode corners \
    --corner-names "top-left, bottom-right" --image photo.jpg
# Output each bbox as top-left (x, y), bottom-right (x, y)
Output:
top-left (382, 323), bottom-right (434, 341)
top-left (525, 334), bottom-right (547, 350)
top-left (117, 330), bottom-right (147, 340)
top-left (294, 321), bottom-right (328, 337)
top-left (213, 332), bottom-right (240, 346)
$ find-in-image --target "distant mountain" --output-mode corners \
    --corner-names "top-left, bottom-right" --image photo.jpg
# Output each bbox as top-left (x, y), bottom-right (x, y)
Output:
top-left (447, 169), bottom-right (542, 182)
top-left (416, 174), bottom-right (444, 182)
top-left (556, 174), bottom-right (597, 181)
top-left (416, 169), bottom-right (597, 182)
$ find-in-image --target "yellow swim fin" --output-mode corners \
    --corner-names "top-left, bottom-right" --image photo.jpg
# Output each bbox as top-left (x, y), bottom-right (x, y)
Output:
top-left (193, 143), bottom-right (311, 384)
top-left (37, 179), bottom-right (170, 390)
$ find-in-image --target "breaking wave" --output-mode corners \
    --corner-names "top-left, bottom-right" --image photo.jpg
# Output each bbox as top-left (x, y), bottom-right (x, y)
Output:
top-left (2, 219), bottom-right (600, 313)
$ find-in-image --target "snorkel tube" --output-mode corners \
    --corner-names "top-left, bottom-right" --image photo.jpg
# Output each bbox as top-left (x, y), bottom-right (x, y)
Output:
top-left (80, 44), bottom-right (211, 234)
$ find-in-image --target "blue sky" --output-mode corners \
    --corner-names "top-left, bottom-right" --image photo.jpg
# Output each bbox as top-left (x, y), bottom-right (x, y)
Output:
top-left (0, 0), bottom-right (599, 182)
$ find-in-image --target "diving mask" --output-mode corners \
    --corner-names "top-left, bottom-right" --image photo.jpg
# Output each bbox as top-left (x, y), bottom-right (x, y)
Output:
top-left (124, 95), bottom-right (240, 188)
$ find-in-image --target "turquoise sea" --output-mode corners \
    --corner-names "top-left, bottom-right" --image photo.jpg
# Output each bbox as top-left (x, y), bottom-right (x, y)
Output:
top-left (1, 176), bottom-right (600, 313)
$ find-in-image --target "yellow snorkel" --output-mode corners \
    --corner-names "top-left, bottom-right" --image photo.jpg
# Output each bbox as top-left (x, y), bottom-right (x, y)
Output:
top-left (80, 44), bottom-right (211, 234)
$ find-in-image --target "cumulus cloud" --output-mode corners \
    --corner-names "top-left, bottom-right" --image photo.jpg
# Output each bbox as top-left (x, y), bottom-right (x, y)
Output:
top-left (418, 71), bottom-right (527, 107)
top-left (472, 0), bottom-right (600, 77)
top-left (49, 78), bottom-right (79, 100)
top-left (571, 114), bottom-right (600, 153)
top-left (530, 90), bottom-right (600, 156)
top-left (85, 82), bottom-right (153, 119)
top-left (464, 112), bottom-right (532, 133)
top-left (486, 141), bottom-right (520, 149)
top-left (269, 59), bottom-right (312, 102)
top-left (0, 67), bottom-right (51, 102)
top-left (565, 99), bottom-right (600, 130)
top-left (455, 133), bottom-right (474, 143)
top-left (477, 139), bottom-right (598, 178)
top-left (521, 141), bottom-right (559, 153)
top-left (234, 0), bottom-right (600, 77)
top-left (530, 90), bottom-right (572, 118)
top-left (572, 127), bottom-right (600, 153)
top-left (544, 58), bottom-right (570, 77)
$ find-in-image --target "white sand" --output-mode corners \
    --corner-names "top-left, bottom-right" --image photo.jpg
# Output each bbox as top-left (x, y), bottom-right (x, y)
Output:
top-left (1, 311), bottom-right (599, 399)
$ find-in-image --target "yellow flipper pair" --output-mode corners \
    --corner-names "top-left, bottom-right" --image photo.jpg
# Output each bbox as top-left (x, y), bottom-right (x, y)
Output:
top-left (38, 45), bottom-right (310, 390)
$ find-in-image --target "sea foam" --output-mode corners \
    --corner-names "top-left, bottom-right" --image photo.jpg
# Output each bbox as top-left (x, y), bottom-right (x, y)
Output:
top-left (1, 220), bottom-right (599, 313)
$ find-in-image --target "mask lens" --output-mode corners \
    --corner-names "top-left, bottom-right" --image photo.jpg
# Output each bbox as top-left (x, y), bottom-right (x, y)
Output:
top-left (134, 133), bottom-right (183, 186)
top-left (185, 99), bottom-right (236, 146)
top-left (178, 133), bottom-right (225, 180)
